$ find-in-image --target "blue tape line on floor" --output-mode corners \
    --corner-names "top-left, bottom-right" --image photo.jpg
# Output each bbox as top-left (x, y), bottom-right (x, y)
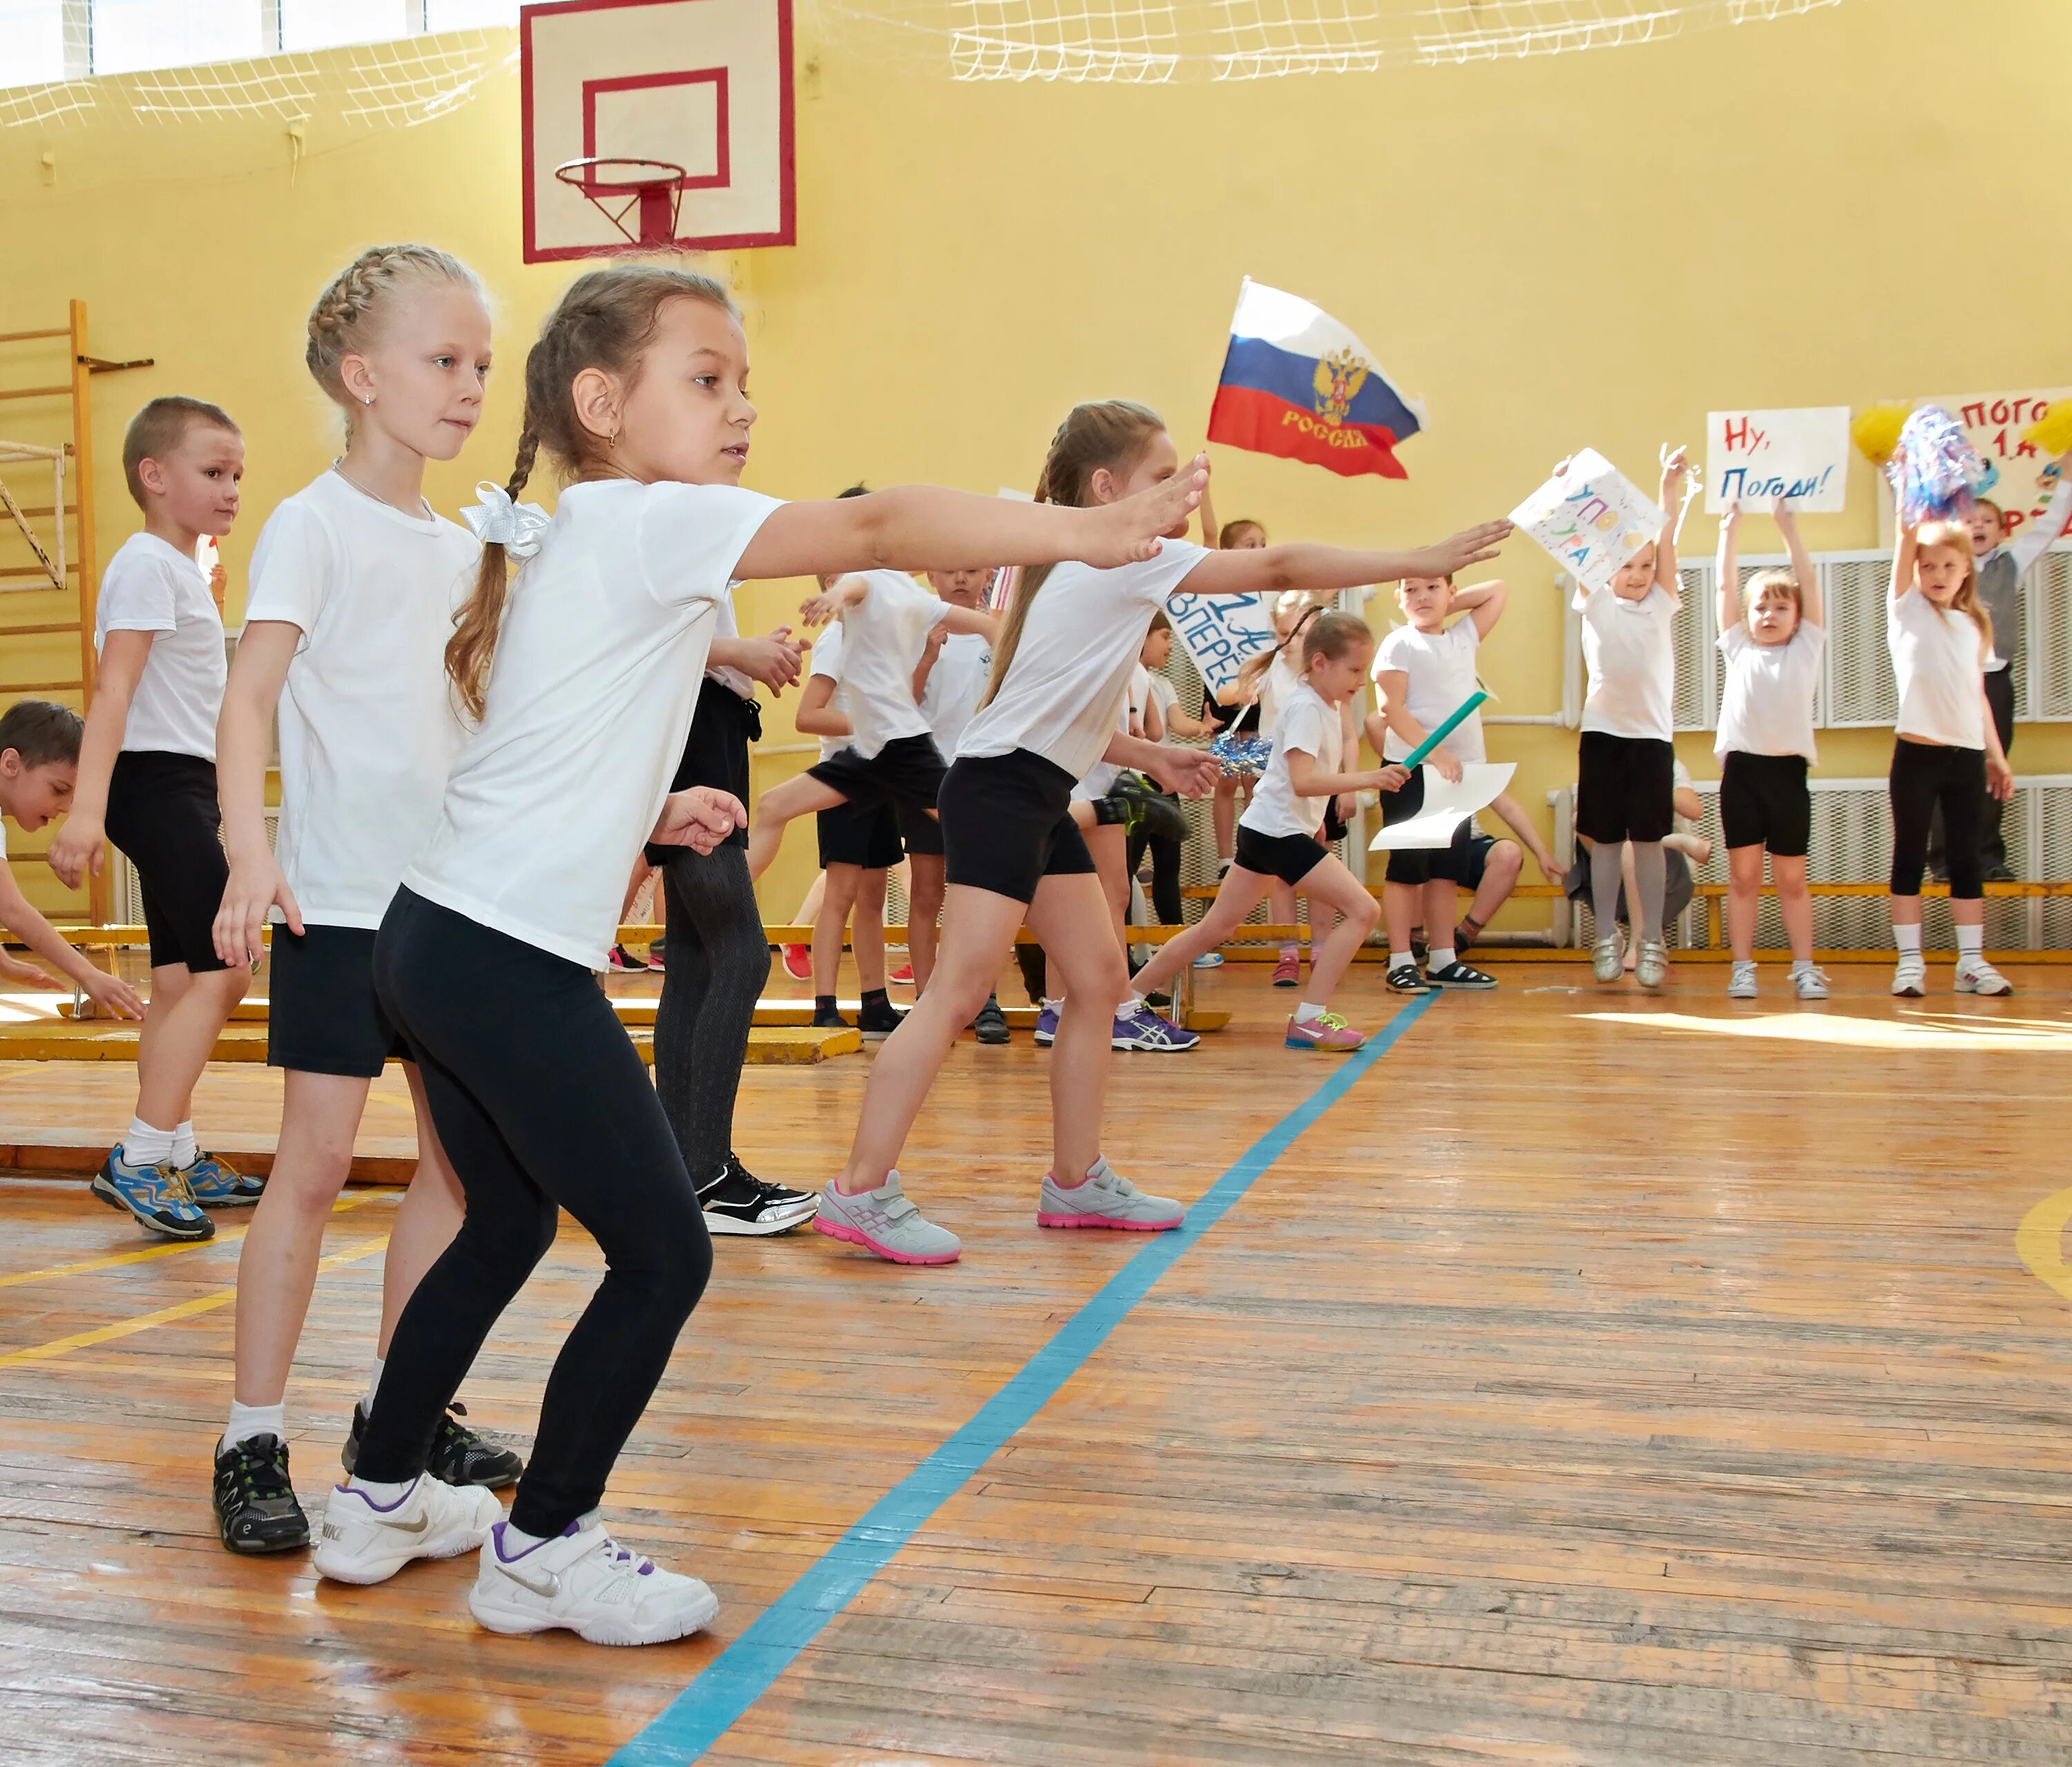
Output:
top-left (610, 990), bottom-right (1439, 1766)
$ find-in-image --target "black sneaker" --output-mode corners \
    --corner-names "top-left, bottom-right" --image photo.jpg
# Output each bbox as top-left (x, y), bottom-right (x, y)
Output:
top-left (699, 1158), bottom-right (818, 1235)
top-left (812, 1004), bottom-right (852, 1030)
top-left (725, 1148), bottom-right (814, 1212)
top-left (858, 996), bottom-right (905, 1038)
top-left (1426, 959), bottom-right (1497, 990)
top-left (342, 1400), bottom-right (523, 1489)
top-left (607, 942), bottom-right (649, 972)
top-left (1385, 963), bottom-right (1433, 995)
top-left (213, 1433), bottom-right (309, 1554)
top-left (970, 994), bottom-right (1010, 1044)
top-left (1983, 861), bottom-right (2017, 884)
top-left (1109, 772), bottom-right (1186, 842)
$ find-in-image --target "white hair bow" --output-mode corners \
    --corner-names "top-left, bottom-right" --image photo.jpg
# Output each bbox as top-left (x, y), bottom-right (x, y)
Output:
top-left (461, 482), bottom-right (553, 560)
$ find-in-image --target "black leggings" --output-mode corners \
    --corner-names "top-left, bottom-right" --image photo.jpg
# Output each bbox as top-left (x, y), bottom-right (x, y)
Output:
top-left (1126, 825), bottom-right (1183, 926)
top-left (652, 843), bottom-right (769, 1185)
top-left (358, 888), bottom-right (713, 1538)
top-left (1890, 738), bottom-right (1986, 899)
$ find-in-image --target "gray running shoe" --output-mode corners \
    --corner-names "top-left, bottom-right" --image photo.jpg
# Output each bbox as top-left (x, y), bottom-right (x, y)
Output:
top-left (1635, 939), bottom-right (1669, 989)
top-left (812, 1171), bottom-right (961, 1264)
top-left (1792, 965), bottom-right (1831, 1001)
top-left (1727, 960), bottom-right (1758, 1000)
top-left (1590, 935), bottom-right (1622, 983)
top-left (1037, 1156), bottom-right (1184, 1232)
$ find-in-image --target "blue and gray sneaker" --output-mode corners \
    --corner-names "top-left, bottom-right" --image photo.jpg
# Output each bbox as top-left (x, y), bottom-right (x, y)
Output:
top-left (1191, 951), bottom-right (1225, 970)
top-left (180, 1151), bottom-right (265, 1207)
top-left (1032, 1002), bottom-right (1059, 1046)
top-left (1111, 1002), bottom-right (1199, 1053)
top-left (90, 1147), bottom-right (213, 1241)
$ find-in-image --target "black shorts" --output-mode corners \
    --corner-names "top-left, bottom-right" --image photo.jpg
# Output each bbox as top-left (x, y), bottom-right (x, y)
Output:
top-left (269, 923), bottom-right (409, 1078)
top-left (1575, 731), bottom-right (1676, 844)
top-left (102, 749), bottom-right (231, 973)
top-left (816, 798), bottom-right (903, 870)
top-left (1234, 824), bottom-right (1330, 887)
top-left (1380, 768), bottom-right (1497, 888)
top-left (1718, 751), bottom-right (1811, 857)
top-left (939, 749), bottom-right (1095, 904)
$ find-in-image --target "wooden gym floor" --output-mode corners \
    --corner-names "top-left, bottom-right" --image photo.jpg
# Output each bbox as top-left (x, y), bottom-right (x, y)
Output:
top-left (4, 957), bottom-right (2071, 1765)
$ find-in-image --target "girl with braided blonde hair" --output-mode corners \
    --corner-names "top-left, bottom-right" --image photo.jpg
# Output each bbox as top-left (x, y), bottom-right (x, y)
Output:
top-left (209, 243), bottom-right (519, 1558)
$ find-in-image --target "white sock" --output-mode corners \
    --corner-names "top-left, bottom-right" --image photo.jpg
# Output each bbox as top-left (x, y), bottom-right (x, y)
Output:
top-left (344, 1473), bottom-right (414, 1502)
top-left (171, 1121), bottom-right (198, 1167)
top-left (365, 1357), bottom-right (385, 1408)
top-left (1389, 950), bottom-right (1413, 971)
top-left (224, 1399), bottom-right (285, 1449)
top-left (1956, 924), bottom-right (1984, 961)
top-left (122, 1118), bottom-right (175, 1167)
top-left (1277, 943), bottom-right (1298, 959)
top-left (1428, 946), bottom-right (1457, 972)
top-left (1893, 924), bottom-right (1921, 957)
top-left (1043, 996), bottom-right (1062, 1011)
top-left (1790, 958), bottom-right (1813, 975)
top-left (495, 1518), bottom-right (552, 1556)
top-left (1296, 1000), bottom-right (1329, 1022)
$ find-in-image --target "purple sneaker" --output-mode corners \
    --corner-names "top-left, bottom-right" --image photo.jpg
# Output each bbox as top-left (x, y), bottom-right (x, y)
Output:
top-left (1111, 1002), bottom-right (1198, 1052)
top-left (1033, 1002), bottom-right (1059, 1046)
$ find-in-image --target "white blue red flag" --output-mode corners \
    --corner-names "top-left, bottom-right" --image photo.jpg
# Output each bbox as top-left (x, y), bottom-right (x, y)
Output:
top-left (1207, 278), bottom-right (1426, 481)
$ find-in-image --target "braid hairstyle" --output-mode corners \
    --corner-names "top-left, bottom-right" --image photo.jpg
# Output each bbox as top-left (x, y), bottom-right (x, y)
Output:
top-left (445, 264), bottom-right (740, 720)
top-left (305, 244), bottom-right (484, 434)
top-left (1234, 594), bottom-right (1324, 698)
top-left (979, 399), bottom-right (1167, 710)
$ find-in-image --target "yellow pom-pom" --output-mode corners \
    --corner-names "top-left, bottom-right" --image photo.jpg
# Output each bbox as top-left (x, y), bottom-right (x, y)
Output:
top-left (1851, 403), bottom-right (1911, 466)
top-left (2020, 400), bottom-right (2072, 457)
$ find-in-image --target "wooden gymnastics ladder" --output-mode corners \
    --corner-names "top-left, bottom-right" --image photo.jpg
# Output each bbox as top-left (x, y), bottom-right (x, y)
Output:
top-left (0, 301), bottom-right (153, 925)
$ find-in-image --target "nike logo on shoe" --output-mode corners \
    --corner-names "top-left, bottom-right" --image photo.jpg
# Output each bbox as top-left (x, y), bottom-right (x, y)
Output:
top-left (499, 1561), bottom-right (562, 1598)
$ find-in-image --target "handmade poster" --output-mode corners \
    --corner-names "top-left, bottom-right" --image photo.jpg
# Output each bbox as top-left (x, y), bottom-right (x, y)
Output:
top-left (1510, 451), bottom-right (1667, 595)
top-left (1703, 407), bottom-right (1849, 513)
top-left (1369, 762), bottom-right (1515, 851)
top-left (1164, 588), bottom-right (1276, 699)
top-left (1919, 389), bottom-right (2072, 537)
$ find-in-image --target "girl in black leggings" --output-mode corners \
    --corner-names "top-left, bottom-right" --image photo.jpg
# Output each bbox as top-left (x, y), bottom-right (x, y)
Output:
top-left (305, 262), bottom-right (1205, 1647)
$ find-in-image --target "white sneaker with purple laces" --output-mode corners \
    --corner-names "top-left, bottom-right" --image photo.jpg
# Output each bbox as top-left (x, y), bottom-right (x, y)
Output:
top-left (470, 1511), bottom-right (719, 1646)
top-left (311, 1473), bottom-right (500, 1585)
top-left (1111, 1001), bottom-right (1198, 1051)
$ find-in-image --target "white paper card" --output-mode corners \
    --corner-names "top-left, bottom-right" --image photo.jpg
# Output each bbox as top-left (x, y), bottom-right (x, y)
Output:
top-left (1164, 589), bottom-right (1277, 699)
top-left (1703, 406), bottom-right (1850, 513)
top-left (1510, 451), bottom-right (1667, 595)
top-left (1370, 762), bottom-right (1516, 850)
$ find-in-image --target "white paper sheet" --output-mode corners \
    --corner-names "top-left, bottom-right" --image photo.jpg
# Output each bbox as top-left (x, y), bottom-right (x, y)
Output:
top-left (1368, 762), bottom-right (1515, 850)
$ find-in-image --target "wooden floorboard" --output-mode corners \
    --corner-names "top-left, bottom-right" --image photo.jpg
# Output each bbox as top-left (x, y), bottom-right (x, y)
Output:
top-left (2, 960), bottom-right (2070, 1763)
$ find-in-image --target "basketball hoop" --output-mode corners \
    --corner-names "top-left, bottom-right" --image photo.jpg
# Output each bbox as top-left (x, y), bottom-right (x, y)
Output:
top-left (553, 157), bottom-right (688, 250)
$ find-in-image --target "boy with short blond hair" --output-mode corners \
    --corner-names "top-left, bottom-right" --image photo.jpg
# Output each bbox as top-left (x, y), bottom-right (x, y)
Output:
top-left (48, 396), bottom-right (258, 1241)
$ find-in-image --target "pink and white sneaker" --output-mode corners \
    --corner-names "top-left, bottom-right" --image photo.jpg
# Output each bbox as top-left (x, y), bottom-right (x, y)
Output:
top-left (1270, 950), bottom-right (1302, 988)
top-left (1285, 1011), bottom-right (1367, 1052)
top-left (781, 943), bottom-right (812, 982)
top-left (889, 962), bottom-right (915, 985)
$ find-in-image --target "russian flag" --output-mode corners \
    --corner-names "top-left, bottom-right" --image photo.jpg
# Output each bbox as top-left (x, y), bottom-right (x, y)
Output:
top-left (1207, 278), bottom-right (1426, 481)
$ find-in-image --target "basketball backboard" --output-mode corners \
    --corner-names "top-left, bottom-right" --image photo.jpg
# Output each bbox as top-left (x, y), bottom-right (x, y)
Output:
top-left (521, 0), bottom-right (795, 262)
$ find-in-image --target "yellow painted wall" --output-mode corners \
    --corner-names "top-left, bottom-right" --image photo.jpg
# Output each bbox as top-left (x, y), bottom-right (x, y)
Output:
top-left (2, 0), bottom-right (2068, 928)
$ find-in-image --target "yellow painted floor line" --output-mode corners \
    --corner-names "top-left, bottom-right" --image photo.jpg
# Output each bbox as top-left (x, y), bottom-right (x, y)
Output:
top-left (0, 1236), bottom-right (391, 1370)
top-left (0, 1187), bottom-right (396, 1293)
top-left (2015, 1185), bottom-right (2072, 1304)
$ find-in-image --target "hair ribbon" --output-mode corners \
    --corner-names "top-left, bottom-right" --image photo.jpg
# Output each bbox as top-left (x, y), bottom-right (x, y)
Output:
top-left (461, 482), bottom-right (553, 560)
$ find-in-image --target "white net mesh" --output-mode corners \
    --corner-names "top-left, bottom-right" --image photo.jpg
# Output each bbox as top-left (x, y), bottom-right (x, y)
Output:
top-left (825, 0), bottom-right (1847, 82)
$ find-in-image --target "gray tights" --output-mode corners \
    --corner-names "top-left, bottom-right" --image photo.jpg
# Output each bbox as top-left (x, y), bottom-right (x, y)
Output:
top-left (1589, 839), bottom-right (1667, 945)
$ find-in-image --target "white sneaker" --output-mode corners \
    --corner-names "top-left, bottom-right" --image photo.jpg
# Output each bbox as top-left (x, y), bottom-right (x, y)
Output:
top-left (1891, 955), bottom-right (1926, 997)
top-left (1635, 940), bottom-right (1669, 990)
top-left (1727, 960), bottom-right (1758, 1000)
top-left (1791, 966), bottom-right (1831, 1001)
top-left (1590, 935), bottom-right (1622, 983)
top-left (1956, 959), bottom-right (2013, 997)
top-left (470, 1513), bottom-right (719, 1646)
top-left (312, 1474), bottom-right (501, 1585)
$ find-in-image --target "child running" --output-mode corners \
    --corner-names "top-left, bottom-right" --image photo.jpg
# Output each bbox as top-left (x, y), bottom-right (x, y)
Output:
top-left (1886, 518), bottom-right (2014, 997)
top-left (209, 247), bottom-right (521, 1555)
top-left (309, 267), bottom-right (1205, 1646)
top-left (1573, 447), bottom-right (1689, 989)
top-left (49, 397), bottom-right (259, 1240)
top-left (1122, 612), bottom-right (1403, 1050)
top-left (817, 397), bottom-right (1509, 1266)
top-left (1714, 496), bottom-right (1826, 1000)
top-left (1368, 573), bottom-right (1526, 993)
top-left (0, 701), bottom-right (145, 1020)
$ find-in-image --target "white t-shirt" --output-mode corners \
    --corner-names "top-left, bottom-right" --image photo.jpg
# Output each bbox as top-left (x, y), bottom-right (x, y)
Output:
top-left (959, 542), bottom-right (1208, 780)
top-left (1715, 620), bottom-right (1824, 763)
top-left (1071, 693), bottom-right (1134, 803)
top-left (808, 622), bottom-right (851, 763)
top-left (1372, 618), bottom-right (1486, 764)
top-left (1145, 671), bottom-right (1179, 730)
top-left (1576, 582), bottom-right (1678, 742)
top-left (704, 589), bottom-right (754, 702)
top-left (95, 532), bottom-right (225, 760)
top-left (402, 479), bottom-right (782, 969)
top-left (243, 471), bottom-right (477, 928)
top-left (1888, 589), bottom-right (1987, 749)
top-left (1243, 682), bottom-right (1341, 840)
top-left (919, 629), bottom-right (991, 756)
top-left (833, 569), bottom-right (939, 761)
top-left (1258, 651), bottom-right (1303, 733)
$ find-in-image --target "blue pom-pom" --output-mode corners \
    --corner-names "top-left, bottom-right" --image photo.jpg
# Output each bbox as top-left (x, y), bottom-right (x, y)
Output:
top-left (1888, 405), bottom-right (1988, 524)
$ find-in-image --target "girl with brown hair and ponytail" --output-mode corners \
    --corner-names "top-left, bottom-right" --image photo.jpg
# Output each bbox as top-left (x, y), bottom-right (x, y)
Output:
top-left (817, 399), bottom-right (1509, 1266)
top-left (302, 267), bottom-right (1202, 1646)
top-left (211, 245), bottom-right (517, 1560)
